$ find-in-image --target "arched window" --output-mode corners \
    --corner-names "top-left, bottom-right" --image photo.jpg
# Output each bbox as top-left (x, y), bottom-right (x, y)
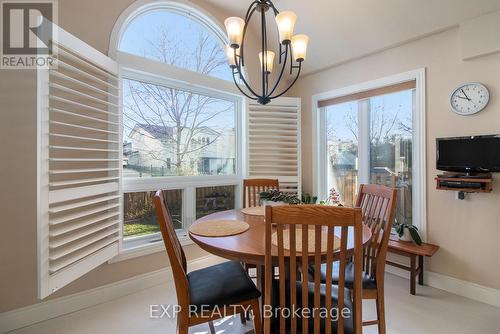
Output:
top-left (110, 1), bottom-right (242, 251)
top-left (118, 10), bottom-right (232, 81)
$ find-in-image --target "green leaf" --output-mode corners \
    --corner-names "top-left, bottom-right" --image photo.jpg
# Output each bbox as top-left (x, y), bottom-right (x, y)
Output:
top-left (397, 226), bottom-right (404, 237)
top-left (409, 227), bottom-right (422, 245)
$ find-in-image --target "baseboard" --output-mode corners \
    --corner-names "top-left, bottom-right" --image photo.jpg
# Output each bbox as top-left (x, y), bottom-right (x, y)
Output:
top-left (424, 271), bottom-right (500, 308)
top-left (0, 255), bottom-right (225, 333)
top-left (385, 263), bottom-right (500, 308)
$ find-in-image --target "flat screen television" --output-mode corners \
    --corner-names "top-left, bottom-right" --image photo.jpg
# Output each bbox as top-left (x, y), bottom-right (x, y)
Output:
top-left (436, 135), bottom-right (500, 173)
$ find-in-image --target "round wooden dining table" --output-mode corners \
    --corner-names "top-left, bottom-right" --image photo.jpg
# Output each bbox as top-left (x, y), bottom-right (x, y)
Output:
top-left (189, 208), bottom-right (372, 267)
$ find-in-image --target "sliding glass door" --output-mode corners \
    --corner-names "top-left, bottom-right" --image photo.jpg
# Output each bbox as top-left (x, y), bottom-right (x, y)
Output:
top-left (325, 101), bottom-right (359, 207)
top-left (324, 82), bottom-right (415, 225)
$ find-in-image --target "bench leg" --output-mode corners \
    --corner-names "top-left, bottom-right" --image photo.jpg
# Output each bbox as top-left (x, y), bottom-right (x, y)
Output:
top-left (410, 254), bottom-right (416, 295)
top-left (418, 255), bottom-right (424, 286)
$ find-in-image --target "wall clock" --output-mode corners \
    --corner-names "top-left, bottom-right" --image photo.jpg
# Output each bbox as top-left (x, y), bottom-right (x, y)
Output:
top-left (449, 83), bottom-right (490, 116)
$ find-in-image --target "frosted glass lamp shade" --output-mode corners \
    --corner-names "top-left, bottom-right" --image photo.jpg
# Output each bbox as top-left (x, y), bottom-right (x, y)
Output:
top-left (291, 34), bottom-right (309, 62)
top-left (225, 45), bottom-right (239, 67)
top-left (259, 51), bottom-right (275, 73)
top-left (224, 17), bottom-right (245, 48)
top-left (275, 11), bottom-right (297, 44)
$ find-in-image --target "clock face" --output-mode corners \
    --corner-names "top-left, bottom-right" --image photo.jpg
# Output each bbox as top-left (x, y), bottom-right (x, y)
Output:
top-left (450, 83), bottom-right (489, 116)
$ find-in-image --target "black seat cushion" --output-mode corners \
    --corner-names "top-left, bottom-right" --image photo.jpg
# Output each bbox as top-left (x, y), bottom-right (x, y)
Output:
top-left (269, 279), bottom-right (354, 334)
top-left (188, 261), bottom-right (261, 309)
top-left (310, 262), bottom-right (377, 290)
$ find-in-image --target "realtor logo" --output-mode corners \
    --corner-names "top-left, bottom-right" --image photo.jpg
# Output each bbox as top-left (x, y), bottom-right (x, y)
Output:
top-left (1, 0), bottom-right (57, 68)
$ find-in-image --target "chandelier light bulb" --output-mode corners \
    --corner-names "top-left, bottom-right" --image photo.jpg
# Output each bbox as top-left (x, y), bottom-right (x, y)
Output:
top-left (259, 51), bottom-right (275, 73)
top-left (225, 45), bottom-right (238, 67)
top-left (275, 11), bottom-right (297, 44)
top-left (291, 34), bottom-right (309, 62)
top-left (224, 17), bottom-right (245, 48)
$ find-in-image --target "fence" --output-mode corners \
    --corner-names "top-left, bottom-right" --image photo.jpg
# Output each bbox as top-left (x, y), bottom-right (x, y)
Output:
top-left (332, 169), bottom-right (412, 224)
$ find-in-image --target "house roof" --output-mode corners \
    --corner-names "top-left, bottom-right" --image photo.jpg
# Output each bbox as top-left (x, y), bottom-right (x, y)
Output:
top-left (130, 124), bottom-right (174, 140)
top-left (129, 124), bottom-right (222, 140)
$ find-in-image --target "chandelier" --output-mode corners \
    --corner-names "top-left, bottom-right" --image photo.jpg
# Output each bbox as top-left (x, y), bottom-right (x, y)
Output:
top-left (224, 0), bottom-right (309, 105)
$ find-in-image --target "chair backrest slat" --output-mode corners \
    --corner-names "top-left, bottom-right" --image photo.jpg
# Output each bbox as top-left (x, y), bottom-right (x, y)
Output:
top-left (324, 226), bottom-right (334, 334)
top-left (153, 190), bottom-right (189, 309)
top-left (356, 184), bottom-right (398, 280)
top-left (243, 178), bottom-right (279, 208)
top-left (264, 205), bottom-right (363, 334)
top-left (337, 225), bottom-right (348, 333)
top-left (301, 223), bottom-right (309, 334)
top-left (289, 225), bottom-right (298, 334)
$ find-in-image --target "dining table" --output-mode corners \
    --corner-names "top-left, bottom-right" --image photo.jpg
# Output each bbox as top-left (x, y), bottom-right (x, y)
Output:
top-left (189, 208), bottom-right (373, 294)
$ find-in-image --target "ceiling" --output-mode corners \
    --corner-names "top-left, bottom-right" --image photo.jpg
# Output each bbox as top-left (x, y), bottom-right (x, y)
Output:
top-left (206, 0), bottom-right (500, 74)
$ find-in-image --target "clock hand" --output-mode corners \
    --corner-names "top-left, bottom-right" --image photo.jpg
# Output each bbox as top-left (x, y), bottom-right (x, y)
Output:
top-left (456, 96), bottom-right (469, 100)
top-left (461, 89), bottom-right (471, 101)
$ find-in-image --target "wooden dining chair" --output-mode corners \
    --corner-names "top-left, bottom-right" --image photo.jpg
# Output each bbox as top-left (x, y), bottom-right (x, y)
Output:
top-left (153, 190), bottom-right (263, 334)
top-left (242, 178), bottom-right (280, 279)
top-left (264, 205), bottom-right (364, 334)
top-left (313, 184), bottom-right (397, 334)
top-left (243, 178), bottom-right (280, 208)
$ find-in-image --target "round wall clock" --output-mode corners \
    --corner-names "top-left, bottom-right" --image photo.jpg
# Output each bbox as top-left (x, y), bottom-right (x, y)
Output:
top-left (449, 83), bottom-right (490, 116)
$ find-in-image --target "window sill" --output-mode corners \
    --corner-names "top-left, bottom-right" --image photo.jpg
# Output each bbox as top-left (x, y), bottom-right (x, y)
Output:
top-left (108, 235), bottom-right (194, 263)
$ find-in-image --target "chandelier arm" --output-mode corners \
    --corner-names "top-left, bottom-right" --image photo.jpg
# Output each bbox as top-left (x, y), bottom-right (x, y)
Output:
top-left (233, 48), bottom-right (259, 97)
top-left (266, 43), bottom-right (288, 98)
top-left (269, 62), bottom-right (302, 100)
top-left (244, 1), bottom-right (259, 23)
top-left (265, 0), bottom-right (280, 15)
top-left (260, 7), bottom-right (267, 98)
top-left (240, 3), bottom-right (258, 67)
top-left (232, 69), bottom-right (258, 100)
top-left (263, 8), bottom-right (270, 96)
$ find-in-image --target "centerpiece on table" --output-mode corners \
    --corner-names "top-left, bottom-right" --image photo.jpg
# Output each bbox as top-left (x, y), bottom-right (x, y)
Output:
top-left (259, 189), bottom-right (301, 206)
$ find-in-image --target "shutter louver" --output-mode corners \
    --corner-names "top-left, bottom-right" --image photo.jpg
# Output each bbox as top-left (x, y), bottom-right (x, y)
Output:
top-left (38, 26), bottom-right (121, 298)
top-left (246, 97), bottom-right (301, 195)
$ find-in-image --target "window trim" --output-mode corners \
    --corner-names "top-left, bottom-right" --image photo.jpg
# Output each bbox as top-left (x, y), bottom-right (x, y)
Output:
top-left (311, 68), bottom-right (427, 240)
top-left (109, 0), bottom-right (245, 259)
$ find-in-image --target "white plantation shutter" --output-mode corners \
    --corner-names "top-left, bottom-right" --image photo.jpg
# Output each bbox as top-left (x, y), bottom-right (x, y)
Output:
top-left (37, 25), bottom-right (121, 298)
top-left (246, 97), bottom-right (301, 195)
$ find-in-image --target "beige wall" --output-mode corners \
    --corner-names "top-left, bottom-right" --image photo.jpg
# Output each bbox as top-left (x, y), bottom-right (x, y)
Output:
top-left (289, 27), bottom-right (500, 290)
top-left (0, 0), bottom-right (251, 313)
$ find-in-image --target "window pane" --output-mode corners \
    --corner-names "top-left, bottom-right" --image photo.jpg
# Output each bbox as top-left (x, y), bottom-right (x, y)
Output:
top-left (122, 78), bottom-right (236, 178)
top-left (325, 101), bottom-right (359, 207)
top-left (123, 189), bottom-right (183, 241)
top-left (369, 89), bottom-right (414, 225)
top-left (196, 185), bottom-right (235, 219)
top-left (119, 11), bottom-right (232, 81)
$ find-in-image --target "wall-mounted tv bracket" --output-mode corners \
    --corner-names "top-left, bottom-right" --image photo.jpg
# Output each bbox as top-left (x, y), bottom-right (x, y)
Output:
top-left (435, 173), bottom-right (493, 200)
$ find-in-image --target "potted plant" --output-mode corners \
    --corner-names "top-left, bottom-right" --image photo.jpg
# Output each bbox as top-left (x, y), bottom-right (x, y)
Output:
top-left (324, 187), bottom-right (343, 206)
top-left (394, 222), bottom-right (422, 245)
top-left (259, 189), bottom-right (301, 206)
top-left (301, 193), bottom-right (318, 204)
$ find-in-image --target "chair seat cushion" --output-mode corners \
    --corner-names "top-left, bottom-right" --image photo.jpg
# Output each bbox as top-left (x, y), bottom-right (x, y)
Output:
top-left (312, 261), bottom-right (377, 290)
top-left (188, 261), bottom-right (261, 309)
top-left (270, 279), bottom-right (354, 334)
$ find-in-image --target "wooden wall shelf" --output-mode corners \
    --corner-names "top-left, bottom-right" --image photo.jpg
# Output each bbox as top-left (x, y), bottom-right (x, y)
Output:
top-left (435, 173), bottom-right (493, 193)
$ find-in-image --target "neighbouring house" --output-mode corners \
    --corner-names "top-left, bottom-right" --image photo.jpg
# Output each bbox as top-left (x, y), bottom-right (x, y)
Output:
top-left (125, 124), bottom-right (236, 176)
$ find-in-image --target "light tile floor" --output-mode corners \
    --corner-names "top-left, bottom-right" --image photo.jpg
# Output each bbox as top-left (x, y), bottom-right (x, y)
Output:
top-left (8, 273), bottom-right (500, 334)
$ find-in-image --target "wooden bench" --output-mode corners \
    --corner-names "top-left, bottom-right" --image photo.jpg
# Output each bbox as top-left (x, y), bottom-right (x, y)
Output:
top-left (386, 235), bottom-right (439, 295)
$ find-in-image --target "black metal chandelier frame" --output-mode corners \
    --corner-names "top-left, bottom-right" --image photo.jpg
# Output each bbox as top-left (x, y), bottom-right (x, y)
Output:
top-left (229, 0), bottom-right (303, 105)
